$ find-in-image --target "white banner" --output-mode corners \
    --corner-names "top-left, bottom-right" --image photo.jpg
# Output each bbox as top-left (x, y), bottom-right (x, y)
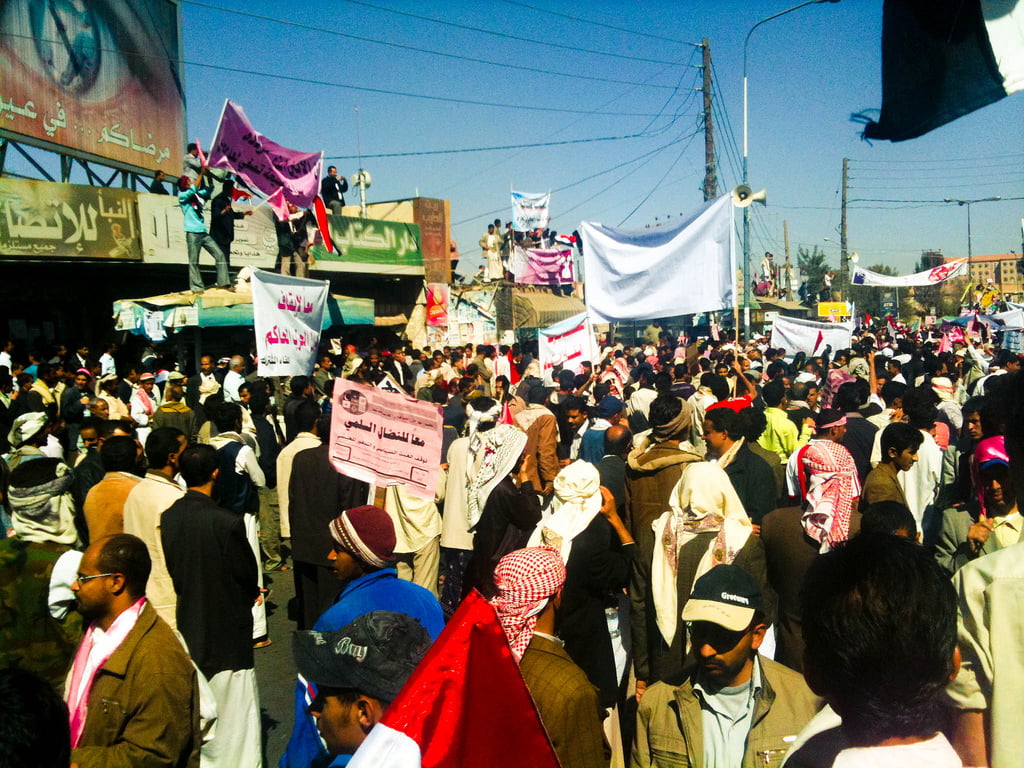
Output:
top-left (851, 259), bottom-right (967, 287)
top-left (252, 269), bottom-right (329, 376)
top-left (538, 312), bottom-right (596, 378)
top-left (511, 190), bottom-right (551, 232)
top-left (770, 315), bottom-right (854, 357)
top-left (580, 194), bottom-right (735, 324)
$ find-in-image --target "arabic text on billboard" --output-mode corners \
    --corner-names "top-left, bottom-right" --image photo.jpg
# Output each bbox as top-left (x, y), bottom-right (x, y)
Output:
top-left (0, 177), bottom-right (140, 260)
top-left (0, 0), bottom-right (185, 172)
top-left (309, 215), bottom-right (422, 275)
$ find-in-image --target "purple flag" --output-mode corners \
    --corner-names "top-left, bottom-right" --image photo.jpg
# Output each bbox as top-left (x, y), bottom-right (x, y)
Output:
top-left (207, 100), bottom-right (322, 208)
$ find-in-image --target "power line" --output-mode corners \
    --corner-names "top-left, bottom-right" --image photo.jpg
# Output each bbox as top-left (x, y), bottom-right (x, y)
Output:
top-left (618, 129), bottom-right (701, 225)
top-left (495, 0), bottom-right (702, 47)
top-left (849, 196), bottom-right (1024, 204)
top-left (324, 130), bottom-right (665, 159)
top-left (182, 1), bottom-right (690, 90)
top-left (850, 179), bottom-right (1024, 191)
top-left (435, 54), bottom-right (698, 198)
top-left (336, 0), bottom-right (692, 66)
top-left (0, 31), bottom-right (672, 118)
top-left (452, 128), bottom-right (702, 226)
top-left (849, 152), bottom-right (1024, 166)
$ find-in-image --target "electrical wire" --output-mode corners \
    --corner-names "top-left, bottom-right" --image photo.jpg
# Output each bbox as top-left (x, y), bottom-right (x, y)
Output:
top-left (495, 0), bottom-right (702, 46)
top-left (451, 127), bottom-right (702, 226)
top-left (618, 128), bottom-right (701, 225)
top-left (0, 30), bottom-right (669, 118)
top-left (334, 0), bottom-right (694, 66)
top-left (182, 1), bottom-right (689, 91)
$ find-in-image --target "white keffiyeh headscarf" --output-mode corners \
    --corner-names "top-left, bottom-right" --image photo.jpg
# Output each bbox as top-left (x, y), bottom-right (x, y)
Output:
top-left (528, 460), bottom-right (603, 563)
top-left (465, 424), bottom-right (528, 530)
top-left (651, 462), bottom-right (751, 645)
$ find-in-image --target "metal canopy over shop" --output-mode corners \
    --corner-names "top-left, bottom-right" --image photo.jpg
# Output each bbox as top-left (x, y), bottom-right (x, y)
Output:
top-left (512, 290), bottom-right (586, 330)
top-left (113, 285), bottom-right (375, 341)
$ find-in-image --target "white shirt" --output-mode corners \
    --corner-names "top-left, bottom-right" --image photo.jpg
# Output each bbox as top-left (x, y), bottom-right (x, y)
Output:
top-left (832, 733), bottom-right (961, 768)
top-left (99, 352), bottom-right (116, 377)
top-left (223, 369), bottom-right (245, 402)
top-left (0, 350), bottom-right (11, 371)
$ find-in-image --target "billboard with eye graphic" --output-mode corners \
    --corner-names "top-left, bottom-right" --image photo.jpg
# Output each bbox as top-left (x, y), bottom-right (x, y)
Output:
top-left (0, 0), bottom-right (184, 175)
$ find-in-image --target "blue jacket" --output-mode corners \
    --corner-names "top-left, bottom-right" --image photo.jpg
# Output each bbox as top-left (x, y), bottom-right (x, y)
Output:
top-left (178, 185), bottom-right (210, 234)
top-left (279, 569), bottom-right (444, 768)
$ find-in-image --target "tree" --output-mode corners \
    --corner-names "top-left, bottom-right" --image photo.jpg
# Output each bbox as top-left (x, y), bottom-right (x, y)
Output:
top-left (847, 263), bottom-right (898, 317)
top-left (797, 246), bottom-right (831, 303)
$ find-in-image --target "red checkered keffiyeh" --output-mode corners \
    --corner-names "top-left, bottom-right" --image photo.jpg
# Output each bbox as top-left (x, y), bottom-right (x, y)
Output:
top-left (799, 439), bottom-right (860, 552)
top-left (489, 548), bottom-right (566, 663)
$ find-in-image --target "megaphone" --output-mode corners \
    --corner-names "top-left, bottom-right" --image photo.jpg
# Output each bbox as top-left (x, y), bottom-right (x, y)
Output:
top-left (352, 169), bottom-right (372, 189)
top-left (731, 184), bottom-right (767, 208)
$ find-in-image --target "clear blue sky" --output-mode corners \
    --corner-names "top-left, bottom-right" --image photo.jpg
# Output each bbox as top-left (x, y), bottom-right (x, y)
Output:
top-left (128, 1), bottom-right (1024, 272)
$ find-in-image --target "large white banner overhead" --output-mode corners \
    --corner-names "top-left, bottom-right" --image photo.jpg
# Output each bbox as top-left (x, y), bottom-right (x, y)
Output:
top-left (252, 269), bottom-right (329, 377)
top-left (511, 190), bottom-right (551, 231)
top-left (579, 194), bottom-right (735, 324)
top-left (851, 259), bottom-right (967, 287)
top-left (770, 315), bottom-right (854, 357)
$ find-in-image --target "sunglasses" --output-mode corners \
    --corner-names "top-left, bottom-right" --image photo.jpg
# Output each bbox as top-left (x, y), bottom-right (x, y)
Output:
top-left (75, 572), bottom-right (119, 584)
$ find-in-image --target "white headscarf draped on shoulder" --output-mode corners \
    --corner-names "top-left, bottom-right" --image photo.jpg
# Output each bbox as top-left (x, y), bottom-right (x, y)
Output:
top-left (465, 424), bottom-right (527, 530)
top-left (651, 462), bottom-right (751, 645)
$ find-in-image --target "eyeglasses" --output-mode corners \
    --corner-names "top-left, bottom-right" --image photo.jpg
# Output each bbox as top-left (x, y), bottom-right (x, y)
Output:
top-left (75, 572), bottom-right (119, 584)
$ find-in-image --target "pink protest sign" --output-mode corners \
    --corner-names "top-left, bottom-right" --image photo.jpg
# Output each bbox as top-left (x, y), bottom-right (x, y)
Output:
top-left (329, 379), bottom-right (443, 500)
top-left (207, 99), bottom-right (322, 208)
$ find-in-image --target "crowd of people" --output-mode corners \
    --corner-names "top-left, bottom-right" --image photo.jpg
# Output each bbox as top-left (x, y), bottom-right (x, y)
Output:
top-left (1, 322), bottom-right (1022, 768)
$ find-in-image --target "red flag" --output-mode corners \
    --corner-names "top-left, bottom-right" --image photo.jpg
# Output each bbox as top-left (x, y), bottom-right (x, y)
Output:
top-left (313, 196), bottom-right (335, 254)
top-left (347, 591), bottom-right (559, 768)
top-left (231, 187), bottom-right (252, 201)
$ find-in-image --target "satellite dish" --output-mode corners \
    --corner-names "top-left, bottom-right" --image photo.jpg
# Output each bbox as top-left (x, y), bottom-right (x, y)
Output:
top-left (352, 169), bottom-right (372, 189)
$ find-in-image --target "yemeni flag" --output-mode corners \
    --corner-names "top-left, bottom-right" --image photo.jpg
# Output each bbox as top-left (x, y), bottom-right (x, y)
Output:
top-left (312, 197), bottom-right (335, 253)
top-left (862, 0), bottom-right (1023, 141)
top-left (347, 591), bottom-right (559, 768)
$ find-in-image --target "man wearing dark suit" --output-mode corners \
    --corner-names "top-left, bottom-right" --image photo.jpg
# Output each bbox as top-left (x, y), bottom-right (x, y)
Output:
top-left (704, 407), bottom-right (777, 526)
top-left (760, 504), bottom-right (861, 671)
top-left (289, 414), bottom-right (369, 629)
top-left (320, 166), bottom-right (348, 215)
top-left (596, 425), bottom-right (630, 517)
top-left (382, 347), bottom-right (414, 394)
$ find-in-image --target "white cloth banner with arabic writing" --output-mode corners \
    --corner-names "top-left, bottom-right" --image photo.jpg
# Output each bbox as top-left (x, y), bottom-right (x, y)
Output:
top-left (207, 99), bottom-right (323, 208)
top-left (252, 269), bottom-right (329, 377)
top-left (851, 259), bottom-right (967, 287)
top-left (511, 190), bottom-right (551, 231)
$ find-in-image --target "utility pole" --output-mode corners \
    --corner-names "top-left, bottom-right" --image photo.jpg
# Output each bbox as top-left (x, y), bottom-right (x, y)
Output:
top-left (701, 39), bottom-right (717, 202)
top-left (783, 219), bottom-right (791, 298)
top-left (839, 157), bottom-right (848, 300)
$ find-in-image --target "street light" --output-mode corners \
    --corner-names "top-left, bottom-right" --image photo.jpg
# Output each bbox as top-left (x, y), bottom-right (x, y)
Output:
top-left (943, 196), bottom-right (1002, 292)
top-left (742, 0), bottom-right (840, 339)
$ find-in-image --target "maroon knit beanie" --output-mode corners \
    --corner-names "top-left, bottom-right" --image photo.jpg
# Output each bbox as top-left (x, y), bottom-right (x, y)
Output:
top-left (329, 505), bottom-right (397, 568)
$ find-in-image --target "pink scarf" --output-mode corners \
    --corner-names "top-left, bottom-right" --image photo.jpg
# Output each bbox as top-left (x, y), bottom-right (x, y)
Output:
top-left (134, 388), bottom-right (156, 416)
top-left (67, 598), bottom-right (147, 747)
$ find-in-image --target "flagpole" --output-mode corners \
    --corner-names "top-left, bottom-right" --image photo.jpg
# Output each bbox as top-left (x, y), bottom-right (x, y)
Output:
top-left (206, 98), bottom-right (230, 168)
